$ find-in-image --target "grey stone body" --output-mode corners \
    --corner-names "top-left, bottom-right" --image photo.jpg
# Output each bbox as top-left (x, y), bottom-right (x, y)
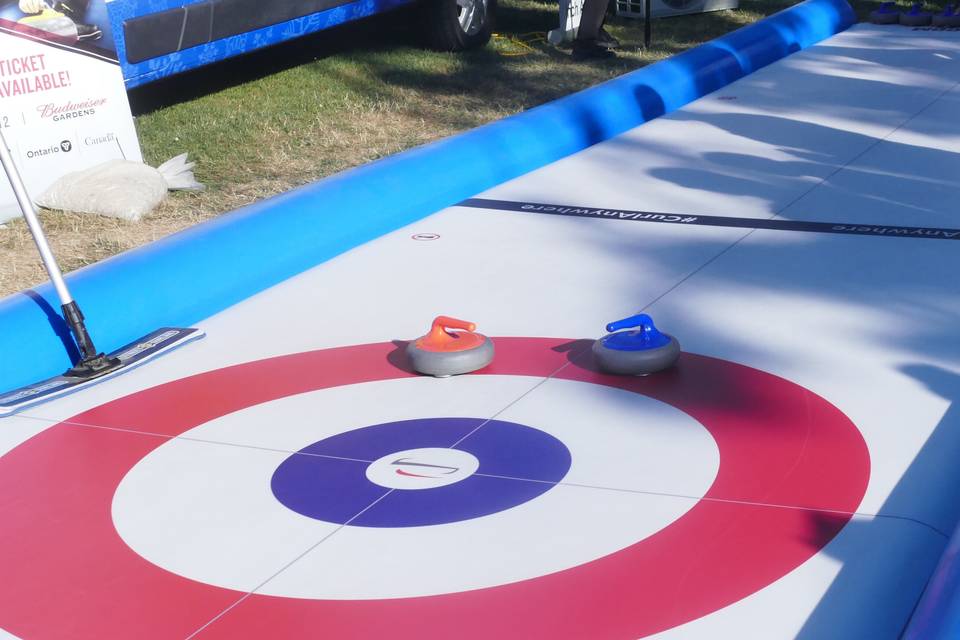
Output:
top-left (592, 335), bottom-right (681, 376)
top-left (933, 13), bottom-right (960, 26)
top-left (407, 337), bottom-right (495, 377)
top-left (900, 12), bottom-right (932, 25)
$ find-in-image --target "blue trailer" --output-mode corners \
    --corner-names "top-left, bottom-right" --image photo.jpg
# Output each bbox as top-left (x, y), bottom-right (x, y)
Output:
top-left (0, 0), bottom-right (495, 88)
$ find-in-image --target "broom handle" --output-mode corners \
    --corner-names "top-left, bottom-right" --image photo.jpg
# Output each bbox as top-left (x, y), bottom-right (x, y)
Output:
top-left (0, 127), bottom-right (74, 307)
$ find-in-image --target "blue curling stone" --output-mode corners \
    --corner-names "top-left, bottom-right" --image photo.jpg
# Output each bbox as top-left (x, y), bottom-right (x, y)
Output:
top-left (934, 4), bottom-right (960, 25)
top-left (593, 314), bottom-right (680, 375)
top-left (870, 1), bottom-right (900, 23)
top-left (900, 2), bottom-right (932, 25)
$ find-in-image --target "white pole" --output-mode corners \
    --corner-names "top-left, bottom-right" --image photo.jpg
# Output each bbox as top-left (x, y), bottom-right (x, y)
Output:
top-left (0, 128), bottom-right (74, 306)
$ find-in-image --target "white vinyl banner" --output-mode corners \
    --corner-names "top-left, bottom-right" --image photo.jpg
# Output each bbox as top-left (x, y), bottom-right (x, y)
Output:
top-left (0, 8), bottom-right (141, 224)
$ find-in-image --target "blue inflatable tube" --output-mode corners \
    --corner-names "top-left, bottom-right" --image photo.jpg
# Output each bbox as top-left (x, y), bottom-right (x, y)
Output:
top-left (0, 0), bottom-right (855, 393)
top-left (902, 527), bottom-right (960, 639)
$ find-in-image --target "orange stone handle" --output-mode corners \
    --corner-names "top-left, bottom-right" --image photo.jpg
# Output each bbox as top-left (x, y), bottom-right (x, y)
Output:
top-left (415, 316), bottom-right (486, 352)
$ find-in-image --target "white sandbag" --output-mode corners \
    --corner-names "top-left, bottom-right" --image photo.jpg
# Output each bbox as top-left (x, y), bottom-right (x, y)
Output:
top-left (36, 154), bottom-right (205, 222)
top-left (156, 154), bottom-right (205, 191)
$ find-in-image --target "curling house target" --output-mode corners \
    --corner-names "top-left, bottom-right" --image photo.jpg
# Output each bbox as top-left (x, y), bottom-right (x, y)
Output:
top-left (0, 337), bottom-right (870, 640)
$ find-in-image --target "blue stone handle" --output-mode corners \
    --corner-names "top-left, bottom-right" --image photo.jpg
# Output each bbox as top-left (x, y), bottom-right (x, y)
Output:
top-left (601, 313), bottom-right (672, 351)
top-left (606, 314), bottom-right (661, 337)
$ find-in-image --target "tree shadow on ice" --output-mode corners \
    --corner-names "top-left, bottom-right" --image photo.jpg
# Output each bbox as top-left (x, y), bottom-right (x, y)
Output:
top-left (505, 47), bottom-right (960, 631)
top-left (647, 110), bottom-right (960, 225)
top-left (793, 363), bottom-right (960, 638)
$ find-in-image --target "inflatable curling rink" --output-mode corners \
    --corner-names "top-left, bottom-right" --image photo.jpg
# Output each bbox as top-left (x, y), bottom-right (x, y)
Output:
top-left (5, 0), bottom-right (960, 637)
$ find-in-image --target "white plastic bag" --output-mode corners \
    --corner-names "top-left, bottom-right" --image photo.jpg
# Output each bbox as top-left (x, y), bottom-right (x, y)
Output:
top-left (37, 154), bottom-right (205, 222)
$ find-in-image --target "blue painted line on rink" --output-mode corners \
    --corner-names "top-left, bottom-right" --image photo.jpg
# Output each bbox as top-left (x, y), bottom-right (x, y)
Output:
top-left (460, 198), bottom-right (960, 240)
top-left (0, 0), bottom-right (856, 393)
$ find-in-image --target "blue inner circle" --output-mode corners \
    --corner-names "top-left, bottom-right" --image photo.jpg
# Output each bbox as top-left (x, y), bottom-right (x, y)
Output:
top-left (271, 418), bottom-right (571, 528)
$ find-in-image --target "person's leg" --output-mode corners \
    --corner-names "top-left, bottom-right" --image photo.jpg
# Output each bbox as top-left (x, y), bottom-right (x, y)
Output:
top-left (596, 19), bottom-right (619, 49)
top-left (576, 0), bottom-right (606, 41)
top-left (572, 0), bottom-right (614, 59)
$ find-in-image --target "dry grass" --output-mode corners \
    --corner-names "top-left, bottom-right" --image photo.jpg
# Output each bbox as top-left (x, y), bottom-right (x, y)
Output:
top-left (0, 0), bottom-right (883, 298)
top-left (0, 199), bottom-right (210, 296)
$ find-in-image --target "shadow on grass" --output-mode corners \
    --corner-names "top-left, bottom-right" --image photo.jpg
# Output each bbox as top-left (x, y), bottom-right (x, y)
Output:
top-left (129, 0), bottom-right (826, 117)
top-left (127, 0), bottom-right (910, 124)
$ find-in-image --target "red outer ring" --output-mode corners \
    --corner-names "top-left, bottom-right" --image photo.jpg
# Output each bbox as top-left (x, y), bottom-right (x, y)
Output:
top-left (0, 338), bottom-right (869, 639)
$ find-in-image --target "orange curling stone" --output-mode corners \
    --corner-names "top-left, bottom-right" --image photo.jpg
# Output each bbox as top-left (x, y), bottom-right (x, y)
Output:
top-left (407, 316), bottom-right (495, 377)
